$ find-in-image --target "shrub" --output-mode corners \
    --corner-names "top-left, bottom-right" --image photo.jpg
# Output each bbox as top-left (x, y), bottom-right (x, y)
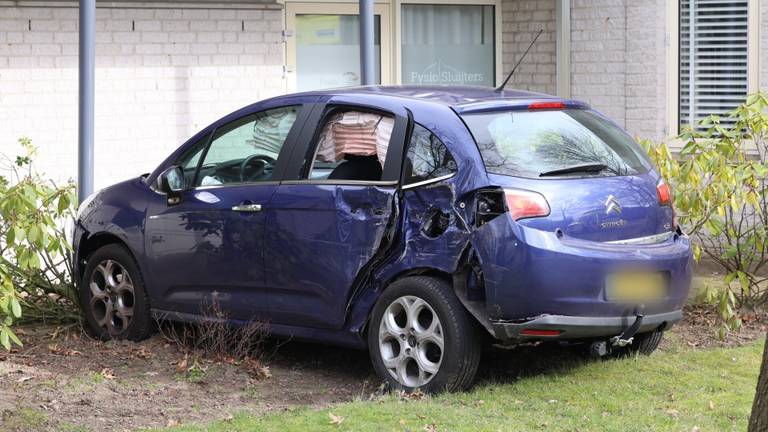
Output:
top-left (642, 92), bottom-right (768, 336)
top-left (0, 138), bottom-right (78, 349)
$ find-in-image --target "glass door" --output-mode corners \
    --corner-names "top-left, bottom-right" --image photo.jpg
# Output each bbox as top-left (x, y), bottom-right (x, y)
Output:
top-left (400, 4), bottom-right (496, 86)
top-left (286, 3), bottom-right (392, 92)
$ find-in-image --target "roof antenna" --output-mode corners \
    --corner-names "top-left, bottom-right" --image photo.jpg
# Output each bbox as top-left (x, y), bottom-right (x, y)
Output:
top-left (495, 29), bottom-right (544, 92)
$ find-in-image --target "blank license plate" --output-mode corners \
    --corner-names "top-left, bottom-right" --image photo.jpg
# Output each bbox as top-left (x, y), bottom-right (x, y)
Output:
top-left (606, 272), bottom-right (667, 302)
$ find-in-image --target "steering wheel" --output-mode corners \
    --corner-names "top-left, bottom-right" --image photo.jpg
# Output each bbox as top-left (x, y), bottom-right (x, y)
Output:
top-left (239, 154), bottom-right (276, 182)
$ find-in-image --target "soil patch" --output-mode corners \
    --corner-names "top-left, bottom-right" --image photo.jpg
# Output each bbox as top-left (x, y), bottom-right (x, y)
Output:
top-left (0, 305), bottom-right (764, 431)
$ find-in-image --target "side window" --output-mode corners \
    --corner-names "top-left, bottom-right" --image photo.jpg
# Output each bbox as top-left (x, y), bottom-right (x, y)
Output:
top-left (307, 110), bottom-right (395, 182)
top-left (404, 123), bottom-right (457, 185)
top-left (175, 133), bottom-right (210, 187)
top-left (196, 106), bottom-right (298, 186)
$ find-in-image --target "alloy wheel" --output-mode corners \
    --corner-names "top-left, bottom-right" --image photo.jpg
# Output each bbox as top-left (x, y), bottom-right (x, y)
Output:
top-left (88, 259), bottom-right (135, 335)
top-left (378, 295), bottom-right (444, 387)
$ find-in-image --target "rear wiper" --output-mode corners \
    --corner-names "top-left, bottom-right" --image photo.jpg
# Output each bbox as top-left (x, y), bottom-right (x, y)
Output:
top-left (538, 163), bottom-right (609, 177)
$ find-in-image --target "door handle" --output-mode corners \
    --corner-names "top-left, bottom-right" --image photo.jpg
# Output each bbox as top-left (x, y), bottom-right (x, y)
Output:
top-left (231, 203), bottom-right (262, 212)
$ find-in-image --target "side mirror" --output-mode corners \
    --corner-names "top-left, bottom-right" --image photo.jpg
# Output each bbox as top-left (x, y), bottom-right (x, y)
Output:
top-left (157, 166), bottom-right (184, 205)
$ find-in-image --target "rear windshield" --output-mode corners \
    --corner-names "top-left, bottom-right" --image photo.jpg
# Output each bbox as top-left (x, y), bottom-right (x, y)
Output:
top-left (461, 109), bottom-right (652, 178)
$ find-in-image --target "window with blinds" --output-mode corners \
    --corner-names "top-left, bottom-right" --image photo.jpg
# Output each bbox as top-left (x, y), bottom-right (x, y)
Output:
top-left (679, 0), bottom-right (749, 132)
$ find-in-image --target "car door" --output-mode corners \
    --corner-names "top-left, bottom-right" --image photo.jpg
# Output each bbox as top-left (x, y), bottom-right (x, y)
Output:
top-left (264, 98), bottom-right (408, 329)
top-left (144, 101), bottom-right (316, 320)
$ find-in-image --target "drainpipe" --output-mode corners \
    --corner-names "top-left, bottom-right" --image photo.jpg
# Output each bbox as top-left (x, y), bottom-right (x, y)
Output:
top-left (359, 0), bottom-right (375, 86)
top-left (78, 0), bottom-right (95, 203)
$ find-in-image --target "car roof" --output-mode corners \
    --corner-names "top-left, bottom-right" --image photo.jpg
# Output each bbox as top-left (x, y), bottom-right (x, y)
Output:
top-left (280, 85), bottom-right (586, 114)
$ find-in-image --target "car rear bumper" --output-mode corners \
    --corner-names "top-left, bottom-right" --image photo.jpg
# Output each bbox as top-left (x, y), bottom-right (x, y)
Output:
top-left (491, 309), bottom-right (682, 341)
top-left (472, 215), bottom-right (693, 320)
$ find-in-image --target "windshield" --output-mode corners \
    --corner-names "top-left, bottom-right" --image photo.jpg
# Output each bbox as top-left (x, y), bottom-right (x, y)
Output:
top-left (461, 109), bottom-right (652, 178)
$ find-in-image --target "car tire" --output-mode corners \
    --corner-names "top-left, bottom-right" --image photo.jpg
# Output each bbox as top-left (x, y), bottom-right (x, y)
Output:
top-left (612, 328), bottom-right (664, 357)
top-left (368, 276), bottom-right (481, 393)
top-left (78, 244), bottom-right (153, 341)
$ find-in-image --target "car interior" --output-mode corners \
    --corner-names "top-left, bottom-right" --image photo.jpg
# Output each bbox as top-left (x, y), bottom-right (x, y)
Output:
top-left (308, 110), bottom-right (394, 181)
top-left (175, 107), bottom-right (395, 188)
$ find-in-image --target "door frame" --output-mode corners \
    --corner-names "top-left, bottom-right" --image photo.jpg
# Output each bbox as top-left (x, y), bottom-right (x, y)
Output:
top-left (285, 2), bottom-right (393, 92)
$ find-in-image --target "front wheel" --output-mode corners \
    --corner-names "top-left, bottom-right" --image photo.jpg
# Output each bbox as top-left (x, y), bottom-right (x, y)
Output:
top-left (368, 276), bottom-right (481, 393)
top-left (79, 244), bottom-right (153, 341)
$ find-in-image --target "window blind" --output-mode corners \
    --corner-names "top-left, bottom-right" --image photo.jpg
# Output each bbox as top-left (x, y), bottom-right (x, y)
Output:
top-left (680, 0), bottom-right (749, 132)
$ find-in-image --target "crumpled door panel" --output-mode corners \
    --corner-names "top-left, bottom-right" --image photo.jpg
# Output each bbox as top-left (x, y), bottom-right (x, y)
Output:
top-left (265, 184), bottom-right (395, 329)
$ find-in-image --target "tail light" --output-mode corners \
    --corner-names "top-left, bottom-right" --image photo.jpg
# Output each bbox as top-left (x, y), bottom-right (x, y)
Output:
top-left (656, 180), bottom-right (677, 230)
top-left (528, 101), bottom-right (565, 111)
top-left (656, 180), bottom-right (672, 206)
top-left (504, 189), bottom-right (550, 221)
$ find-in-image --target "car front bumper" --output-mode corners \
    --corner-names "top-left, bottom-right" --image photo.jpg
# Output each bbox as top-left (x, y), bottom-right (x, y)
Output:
top-left (491, 309), bottom-right (682, 341)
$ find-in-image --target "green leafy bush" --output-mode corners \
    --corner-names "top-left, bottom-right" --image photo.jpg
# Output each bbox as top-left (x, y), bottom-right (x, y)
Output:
top-left (642, 93), bottom-right (768, 336)
top-left (0, 138), bottom-right (78, 349)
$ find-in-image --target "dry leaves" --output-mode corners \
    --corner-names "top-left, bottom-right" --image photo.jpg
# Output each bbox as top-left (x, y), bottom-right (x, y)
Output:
top-left (49, 345), bottom-right (81, 356)
top-left (100, 368), bottom-right (116, 380)
top-left (666, 409), bottom-right (679, 418)
top-left (242, 357), bottom-right (271, 380)
top-left (132, 346), bottom-right (152, 359)
top-left (328, 412), bottom-right (344, 426)
top-left (175, 354), bottom-right (189, 374)
top-left (399, 389), bottom-right (426, 401)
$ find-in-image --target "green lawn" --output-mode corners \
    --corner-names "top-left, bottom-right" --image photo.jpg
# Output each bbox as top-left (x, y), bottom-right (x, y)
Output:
top-left (167, 340), bottom-right (764, 432)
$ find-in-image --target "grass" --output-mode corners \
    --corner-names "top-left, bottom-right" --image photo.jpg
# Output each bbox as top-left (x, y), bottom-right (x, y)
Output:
top-left (165, 341), bottom-right (764, 432)
top-left (1, 408), bottom-right (48, 431)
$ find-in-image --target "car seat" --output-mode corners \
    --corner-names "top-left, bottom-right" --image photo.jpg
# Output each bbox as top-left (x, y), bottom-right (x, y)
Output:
top-left (328, 154), bottom-right (382, 181)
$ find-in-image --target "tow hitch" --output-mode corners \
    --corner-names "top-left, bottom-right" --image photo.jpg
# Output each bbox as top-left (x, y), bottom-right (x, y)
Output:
top-left (610, 308), bottom-right (645, 347)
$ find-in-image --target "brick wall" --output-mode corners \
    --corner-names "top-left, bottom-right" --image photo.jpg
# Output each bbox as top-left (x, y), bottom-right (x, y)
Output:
top-left (625, 0), bottom-right (668, 140)
top-left (0, 5), bottom-right (285, 189)
top-left (570, 0), bottom-right (627, 129)
top-left (570, 0), bottom-right (669, 142)
top-left (500, 0), bottom-right (556, 95)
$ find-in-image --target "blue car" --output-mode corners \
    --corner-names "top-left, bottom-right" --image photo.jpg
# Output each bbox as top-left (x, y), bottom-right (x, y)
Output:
top-left (73, 86), bottom-right (692, 392)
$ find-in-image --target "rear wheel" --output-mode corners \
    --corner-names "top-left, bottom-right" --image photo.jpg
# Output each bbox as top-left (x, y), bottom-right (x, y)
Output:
top-left (611, 328), bottom-right (664, 357)
top-left (368, 276), bottom-right (480, 393)
top-left (79, 244), bottom-right (153, 341)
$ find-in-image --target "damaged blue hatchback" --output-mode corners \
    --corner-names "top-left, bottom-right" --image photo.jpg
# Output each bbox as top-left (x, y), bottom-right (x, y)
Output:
top-left (73, 86), bottom-right (692, 392)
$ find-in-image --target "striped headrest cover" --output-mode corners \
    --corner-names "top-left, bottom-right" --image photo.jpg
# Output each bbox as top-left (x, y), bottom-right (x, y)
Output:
top-left (315, 111), bottom-right (394, 167)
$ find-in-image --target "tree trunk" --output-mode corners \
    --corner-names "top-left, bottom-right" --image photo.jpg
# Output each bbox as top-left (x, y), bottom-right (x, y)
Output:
top-left (749, 334), bottom-right (768, 432)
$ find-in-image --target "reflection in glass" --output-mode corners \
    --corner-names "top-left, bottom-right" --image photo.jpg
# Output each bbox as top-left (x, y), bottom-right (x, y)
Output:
top-left (404, 123), bottom-right (457, 184)
top-left (401, 5), bottom-right (494, 86)
top-left (461, 109), bottom-right (653, 178)
top-left (297, 14), bottom-right (381, 91)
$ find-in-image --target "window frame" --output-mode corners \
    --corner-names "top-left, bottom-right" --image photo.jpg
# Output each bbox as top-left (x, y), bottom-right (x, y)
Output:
top-left (283, 0), bottom-right (502, 89)
top-left (174, 131), bottom-right (212, 189)
top-left (184, 104), bottom-right (307, 191)
top-left (280, 102), bottom-right (410, 186)
top-left (667, 0), bottom-right (760, 139)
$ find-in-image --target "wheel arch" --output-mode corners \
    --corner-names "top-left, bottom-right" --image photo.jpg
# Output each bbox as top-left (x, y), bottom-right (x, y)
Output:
top-left (75, 231), bottom-right (138, 285)
top-left (357, 263), bottom-right (495, 340)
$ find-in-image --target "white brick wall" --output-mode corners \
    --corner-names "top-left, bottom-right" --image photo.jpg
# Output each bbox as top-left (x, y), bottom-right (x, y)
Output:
top-left (500, 0), bottom-right (557, 95)
top-left (625, 0), bottom-right (668, 140)
top-left (570, 0), bottom-right (627, 129)
top-left (570, 0), bottom-right (668, 141)
top-left (0, 5), bottom-right (285, 189)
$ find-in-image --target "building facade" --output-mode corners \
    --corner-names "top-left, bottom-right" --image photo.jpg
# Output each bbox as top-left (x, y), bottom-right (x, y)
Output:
top-left (0, 0), bottom-right (766, 188)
